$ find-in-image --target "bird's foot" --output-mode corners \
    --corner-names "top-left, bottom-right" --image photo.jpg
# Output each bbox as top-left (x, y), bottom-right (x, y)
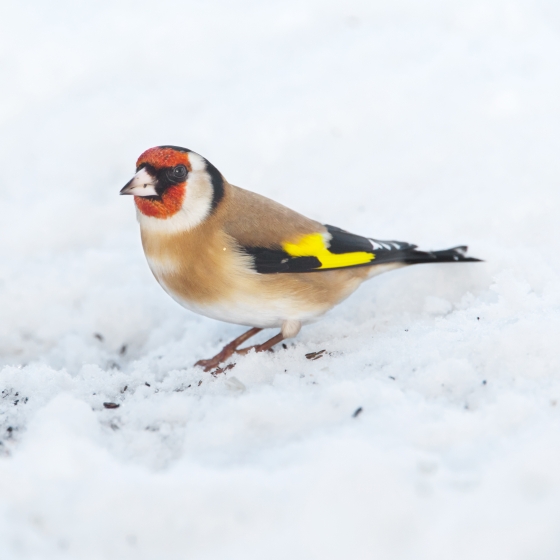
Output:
top-left (195, 327), bottom-right (262, 372)
top-left (210, 363), bottom-right (236, 376)
top-left (195, 349), bottom-right (234, 372)
top-left (195, 355), bottom-right (228, 372)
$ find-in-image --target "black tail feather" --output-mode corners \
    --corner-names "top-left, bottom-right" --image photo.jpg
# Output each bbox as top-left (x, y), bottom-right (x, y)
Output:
top-left (371, 244), bottom-right (482, 266)
top-left (428, 246), bottom-right (482, 263)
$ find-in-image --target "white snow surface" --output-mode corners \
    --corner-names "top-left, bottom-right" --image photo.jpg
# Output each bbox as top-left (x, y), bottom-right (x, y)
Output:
top-left (1, 0), bottom-right (560, 558)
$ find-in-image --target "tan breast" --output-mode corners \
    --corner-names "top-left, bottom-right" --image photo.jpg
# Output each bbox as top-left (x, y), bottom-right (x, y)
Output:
top-left (139, 184), bottom-right (373, 328)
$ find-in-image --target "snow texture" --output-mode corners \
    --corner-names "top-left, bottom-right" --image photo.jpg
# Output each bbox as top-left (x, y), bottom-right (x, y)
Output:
top-left (1, 0), bottom-right (560, 558)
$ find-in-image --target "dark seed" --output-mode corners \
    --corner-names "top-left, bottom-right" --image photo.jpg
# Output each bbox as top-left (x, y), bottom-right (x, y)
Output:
top-left (305, 349), bottom-right (326, 360)
top-left (198, 380), bottom-right (202, 386)
top-left (482, 380), bottom-right (487, 385)
top-left (282, 343), bottom-right (288, 350)
top-left (145, 382), bottom-right (151, 387)
top-left (94, 333), bottom-right (104, 341)
top-left (119, 345), bottom-right (127, 355)
top-left (352, 407), bottom-right (363, 418)
top-left (389, 376), bottom-right (396, 380)
top-left (103, 402), bottom-right (120, 409)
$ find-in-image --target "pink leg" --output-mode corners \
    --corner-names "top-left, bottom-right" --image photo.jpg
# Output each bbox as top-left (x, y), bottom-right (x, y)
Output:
top-left (195, 327), bottom-right (262, 372)
top-left (235, 333), bottom-right (284, 356)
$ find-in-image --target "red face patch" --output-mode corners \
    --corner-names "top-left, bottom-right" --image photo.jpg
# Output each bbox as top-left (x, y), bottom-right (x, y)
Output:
top-left (135, 185), bottom-right (186, 219)
top-left (136, 146), bottom-right (192, 171)
top-left (134, 146), bottom-right (190, 219)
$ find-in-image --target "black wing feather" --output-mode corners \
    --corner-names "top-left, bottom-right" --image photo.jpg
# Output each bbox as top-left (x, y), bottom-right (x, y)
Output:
top-left (324, 225), bottom-right (378, 254)
top-left (243, 247), bottom-right (321, 273)
top-left (241, 224), bottom-right (480, 274)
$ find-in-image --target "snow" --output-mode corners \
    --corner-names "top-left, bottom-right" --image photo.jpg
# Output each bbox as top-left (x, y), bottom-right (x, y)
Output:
top-left (1, 0), bottom-right (560, 557)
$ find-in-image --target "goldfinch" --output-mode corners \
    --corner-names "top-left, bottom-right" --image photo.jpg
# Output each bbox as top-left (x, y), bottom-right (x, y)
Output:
top-left (121, 146), bottom-right (480, 371)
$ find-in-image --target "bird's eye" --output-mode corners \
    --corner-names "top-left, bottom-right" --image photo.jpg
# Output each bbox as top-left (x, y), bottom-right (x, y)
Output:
top-left (168, 165), bottom-right (187, 182)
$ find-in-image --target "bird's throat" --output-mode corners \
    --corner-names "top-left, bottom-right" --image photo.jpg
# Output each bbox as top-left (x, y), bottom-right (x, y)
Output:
top-left (135, 185), bottom-right (186, 219)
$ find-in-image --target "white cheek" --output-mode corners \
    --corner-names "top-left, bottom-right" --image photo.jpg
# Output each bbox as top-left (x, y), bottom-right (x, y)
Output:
top-left (186, 152), bottom-right (207, 172)
top-left (181, 170), bottom-right (213, 227)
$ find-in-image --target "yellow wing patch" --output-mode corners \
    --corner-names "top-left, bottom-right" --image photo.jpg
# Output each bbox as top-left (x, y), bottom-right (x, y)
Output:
top-left (283, 233), bottom-right (375, 269)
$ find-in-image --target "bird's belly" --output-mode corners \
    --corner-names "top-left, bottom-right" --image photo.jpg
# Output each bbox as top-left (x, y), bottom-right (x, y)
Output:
top-left (147, 259), bottom-right (327, 328)
top-left (159, 279), bottom-right (324, 328)
top-left (178, 294), bottom-right (322, 328)
top-left (145, 245), bottom-right (372, 329)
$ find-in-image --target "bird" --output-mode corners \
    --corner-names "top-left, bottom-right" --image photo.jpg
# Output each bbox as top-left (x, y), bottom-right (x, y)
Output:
top-left (120, 145), bottom-right (480, 372)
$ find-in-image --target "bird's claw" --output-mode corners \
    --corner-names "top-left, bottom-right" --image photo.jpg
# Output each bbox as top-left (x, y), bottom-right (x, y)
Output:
top-left (210, 363), bottom-right (236, 376)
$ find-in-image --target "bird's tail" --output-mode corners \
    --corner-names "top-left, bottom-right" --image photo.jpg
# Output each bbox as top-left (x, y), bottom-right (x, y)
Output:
top-left (402, 245), bottom-right (481, 265)
top-left (367, 240), bottom-right (482, 266)
top-left (322, 226), bottom-right (481, 268)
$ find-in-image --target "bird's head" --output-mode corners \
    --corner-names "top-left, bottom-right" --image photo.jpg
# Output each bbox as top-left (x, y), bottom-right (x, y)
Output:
top-left (120, 145), bottom-right (224, 230)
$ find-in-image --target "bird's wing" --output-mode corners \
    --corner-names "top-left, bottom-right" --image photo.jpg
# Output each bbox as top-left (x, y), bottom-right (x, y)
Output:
top-left (222, 184), bottom-right (327, 249)
top-left (240, 224), bottom-right (420, 274)
top-left (223, 186), bottom-right (479, 274)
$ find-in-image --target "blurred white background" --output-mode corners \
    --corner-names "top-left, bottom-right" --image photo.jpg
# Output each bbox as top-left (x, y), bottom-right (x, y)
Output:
top-left (1, 0), bottom-right (560, 558)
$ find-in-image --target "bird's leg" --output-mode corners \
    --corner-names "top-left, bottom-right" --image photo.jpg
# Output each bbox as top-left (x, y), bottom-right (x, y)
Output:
top-left (235, 333), bottom-right (284, 356)
top-left (195, 327), bottom-right (262, 371)
top-left (235, 320), bottom-right (300, 357)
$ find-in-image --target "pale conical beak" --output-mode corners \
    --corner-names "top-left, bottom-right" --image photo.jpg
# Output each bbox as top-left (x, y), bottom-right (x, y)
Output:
top-left (120, 168), bottom-right (158, 197)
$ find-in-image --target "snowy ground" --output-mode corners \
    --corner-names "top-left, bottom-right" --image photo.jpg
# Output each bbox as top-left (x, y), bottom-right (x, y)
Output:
top-left (1, 0), bottom-right (560, 558)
